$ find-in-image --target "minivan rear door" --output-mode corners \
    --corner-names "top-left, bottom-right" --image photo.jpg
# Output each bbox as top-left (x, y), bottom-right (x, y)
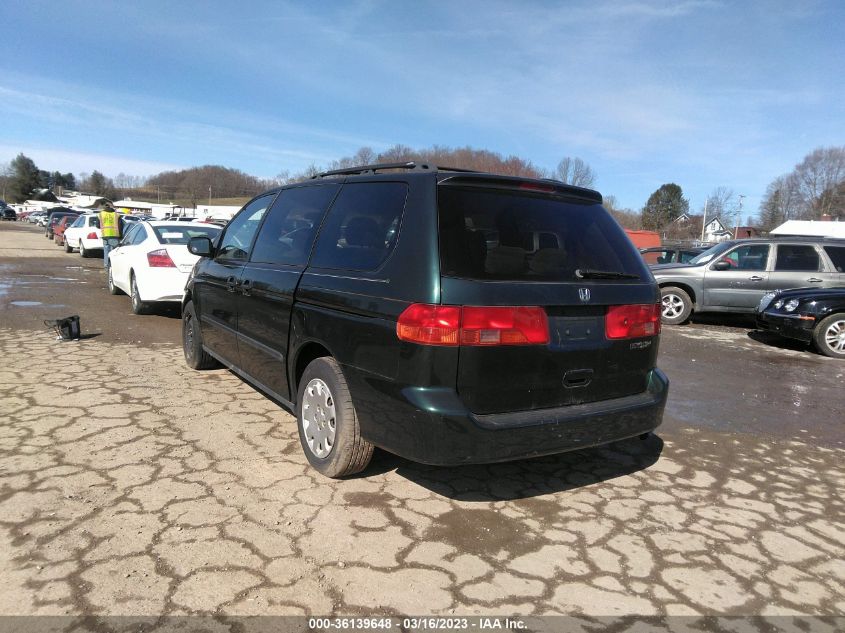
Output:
top-left (437, 177), bottom-right (659, 416)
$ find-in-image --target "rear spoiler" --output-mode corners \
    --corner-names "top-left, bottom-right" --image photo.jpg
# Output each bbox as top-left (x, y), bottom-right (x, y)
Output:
top-left (437, 174), bottom-right (603, 204)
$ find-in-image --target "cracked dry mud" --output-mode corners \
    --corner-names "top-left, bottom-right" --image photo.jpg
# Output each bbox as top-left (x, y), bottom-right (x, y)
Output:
top-left (0, 328), bottom-right (843, 621)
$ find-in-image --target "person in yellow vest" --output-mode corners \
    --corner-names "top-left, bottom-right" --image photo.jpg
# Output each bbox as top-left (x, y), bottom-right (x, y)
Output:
top-left (99, 204), bottom-right (121, 269)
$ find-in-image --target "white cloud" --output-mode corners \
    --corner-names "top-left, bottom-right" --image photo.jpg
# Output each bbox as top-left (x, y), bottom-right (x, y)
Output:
top-left (0, 145), bottom-right (183, 179)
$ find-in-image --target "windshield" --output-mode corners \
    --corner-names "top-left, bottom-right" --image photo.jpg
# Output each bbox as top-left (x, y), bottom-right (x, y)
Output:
top-left (688, 242), bottom-right (734, 265)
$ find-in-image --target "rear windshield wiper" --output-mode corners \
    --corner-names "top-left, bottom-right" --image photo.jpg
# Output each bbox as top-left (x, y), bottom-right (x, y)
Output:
top-left (575, 269), bottom-right (639, 280)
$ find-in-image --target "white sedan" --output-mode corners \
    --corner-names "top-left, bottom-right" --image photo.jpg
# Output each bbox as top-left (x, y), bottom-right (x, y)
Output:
top-left (108, 221), bottom-right (222, 314)
top-left (63, 213), bottom-right (103, 256)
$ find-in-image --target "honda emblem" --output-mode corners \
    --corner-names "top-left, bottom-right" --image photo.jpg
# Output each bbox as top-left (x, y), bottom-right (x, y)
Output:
top-left (579, 288), bottom-right (591, 302)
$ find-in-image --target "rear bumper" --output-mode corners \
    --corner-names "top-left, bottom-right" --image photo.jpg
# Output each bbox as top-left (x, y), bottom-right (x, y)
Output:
top-left (348, 367), bottom-right (668, 466)
top-left (756, 310), bottom-right (815, 343)
top-left (136, 269), bottom-right (190, 303)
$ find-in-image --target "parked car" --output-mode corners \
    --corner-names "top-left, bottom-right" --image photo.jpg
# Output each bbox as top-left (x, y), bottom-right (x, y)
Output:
top-left (45, 210), bottom-right (80, 239)
top-left (52, 215), bottom-right (76, 246)
top-left (652, 237), bottom-right (845, 324)
top-left (107, 221), bottom-right (222, 314)
top-left (63, 213), bottom-right (102, 256)
top-left (26, 211), bottom-right (46, 224)
top-left (756, 287), bottom-right (845, 358)
top-left (640, 245), bottom-right (708, 266)
top-left (181, 162), bottom-right (669, 478)
top-left (1, 207), bottom-right (17, 221)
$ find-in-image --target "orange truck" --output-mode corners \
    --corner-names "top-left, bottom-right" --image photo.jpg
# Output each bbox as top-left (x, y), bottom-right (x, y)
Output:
top-left (624, 230), bottom-right (660, 250)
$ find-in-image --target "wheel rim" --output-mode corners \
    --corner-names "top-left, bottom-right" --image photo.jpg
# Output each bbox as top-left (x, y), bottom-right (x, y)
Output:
top-left (184, 313), bottom-right (195, 357)
top-left (108, 269), bottom-right (114, 291)
top-left (131, 278), bottom-right (140, 310)
top-left (301, 378), bottom-right (336, 459)
top-left (662, 293), bottom-right (685, 319)
top-left (823, 318), bottom-right (845, 353)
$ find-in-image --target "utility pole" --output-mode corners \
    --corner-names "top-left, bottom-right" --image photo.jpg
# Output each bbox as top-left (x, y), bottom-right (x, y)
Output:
top-left (208, 187), bottom-right (212, 206)
top-left (700, 198), bottom-right (708, 244)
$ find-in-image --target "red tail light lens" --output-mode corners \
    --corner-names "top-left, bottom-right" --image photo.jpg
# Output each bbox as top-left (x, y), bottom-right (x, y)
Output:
top-left (86, 232), bottom-right (98, 240)
top-left (461, 306), bottom-right (549, 345)
top-left (147, 249), bottom-right (176, 268)
top-left (396, 304), bottom-right (461, 345)
top-left (397, 304), bottom-right (549, 346)
top-left (605, 303), bottom-right (661, 339)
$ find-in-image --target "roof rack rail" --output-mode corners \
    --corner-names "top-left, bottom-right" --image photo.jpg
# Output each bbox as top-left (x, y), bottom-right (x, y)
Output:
top-left (312, 162), bottom-right (479, 179)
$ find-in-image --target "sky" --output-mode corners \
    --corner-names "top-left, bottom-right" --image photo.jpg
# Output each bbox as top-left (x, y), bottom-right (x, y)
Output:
top-left (1, 0), bottom-right (843, 216)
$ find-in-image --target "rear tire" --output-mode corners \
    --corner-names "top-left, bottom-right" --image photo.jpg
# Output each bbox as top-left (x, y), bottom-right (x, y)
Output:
top-left (64, 240), bottom-right (73, 253)
top-left (107, 267), bottom-right (122, 295)
top-left (297, 357), bottom-right (374, 478)
top-left (79, 242), bottom-right (88, 258)
top-left (182, 300), bottom-right (219, 369)
top-left (130, 274), bottom-right (148, 315)
top-left (813, 313), bottom-right (845, 359)
top-left (661, 286), bottom-right (693, 325)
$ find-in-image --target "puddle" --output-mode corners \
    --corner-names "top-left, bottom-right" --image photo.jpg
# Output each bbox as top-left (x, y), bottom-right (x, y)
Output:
top-left (10, 301), bottom-right (67, 308)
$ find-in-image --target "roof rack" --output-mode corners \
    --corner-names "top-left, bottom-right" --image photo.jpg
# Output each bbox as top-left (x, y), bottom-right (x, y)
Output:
top-left (312, 162), bottom-right (479, 179)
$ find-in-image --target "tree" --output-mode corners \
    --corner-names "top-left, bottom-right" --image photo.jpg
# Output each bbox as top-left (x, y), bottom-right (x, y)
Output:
top-left (603, 195), bottom-right (641, 229)
top-left (758, 175), bottom-right (801, 230)
top-left (8, 153), bottom-right (42, 202)
top-left (703, 187), bottom-right (741, 228)
top-left (87, 170), bottom-right (109, 196)
top-left (554, 157), bottom-right (596, 188)
top-left (641, 183), bottom-right (689, 231)
top-left (791, 146), bottom-right (845, 219)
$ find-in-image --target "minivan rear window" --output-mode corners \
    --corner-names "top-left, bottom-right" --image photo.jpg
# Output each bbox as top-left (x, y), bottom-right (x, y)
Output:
top-left (438, 186), bottom-right (643, 281)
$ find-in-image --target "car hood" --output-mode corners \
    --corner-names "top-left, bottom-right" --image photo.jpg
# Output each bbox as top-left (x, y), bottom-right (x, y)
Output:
top-left (772, 286), bottom-right (845, 301)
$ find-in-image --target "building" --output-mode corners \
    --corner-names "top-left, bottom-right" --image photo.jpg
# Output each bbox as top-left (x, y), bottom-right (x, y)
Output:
top-left (770, 220), bottom-right (845, 239)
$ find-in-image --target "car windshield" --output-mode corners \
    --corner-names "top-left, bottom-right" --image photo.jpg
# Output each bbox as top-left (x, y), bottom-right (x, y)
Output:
top-left (152, 225), bottom-right (222, 245)
top-left (688, 242), bottom-right (733, 265)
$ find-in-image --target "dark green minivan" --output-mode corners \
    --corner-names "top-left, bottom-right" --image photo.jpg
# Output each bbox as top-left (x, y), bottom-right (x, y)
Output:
top-left (183, 163), bottom-right (668, 477)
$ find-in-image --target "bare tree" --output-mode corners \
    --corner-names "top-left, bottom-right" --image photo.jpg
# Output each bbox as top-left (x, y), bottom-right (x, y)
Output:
top-left (791, 146), bottom-right (845, 219)
top-left (554, 157), bottom-right (596, 188)
top-left (758, 174), bottom-right (801, 230)
top-left (704, 187), bottom-right (741, 227)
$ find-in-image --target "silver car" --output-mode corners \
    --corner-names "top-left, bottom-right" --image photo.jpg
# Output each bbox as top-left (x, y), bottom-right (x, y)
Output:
top-left (652, 237), bottom-right (845, 324)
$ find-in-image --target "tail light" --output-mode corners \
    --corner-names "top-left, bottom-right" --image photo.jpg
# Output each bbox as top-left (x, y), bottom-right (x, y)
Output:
top-left (397, 304), bottom-right (549, 346)
top-left (147, 249), bottom-right (176, 268)
top-left (86, 232), bottom-right (98, 240)
top-left (605, 303), bottom-right (661, 339)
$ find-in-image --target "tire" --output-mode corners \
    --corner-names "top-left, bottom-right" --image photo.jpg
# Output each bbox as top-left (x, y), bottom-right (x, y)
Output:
top-left (64, 240), bottom-right (73, 253)
top-left (79, 242), bottom-right (88, 258)
top-left (107, 267), bottom-right (123, 295)
top-left (296, 357), bottom-right (374, 478)
top-left (130, 274), bottom-right (148, 314)
top-left (661, 286), bottom-right (693, 325)
top-left (813, 313), bottom-right (845, 359)
top-left (182, 300), bottom-right (219, 369)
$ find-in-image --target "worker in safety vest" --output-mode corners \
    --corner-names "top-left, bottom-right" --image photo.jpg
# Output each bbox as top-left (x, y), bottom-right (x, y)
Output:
top-left (99, 204), bottom-right (121, 269)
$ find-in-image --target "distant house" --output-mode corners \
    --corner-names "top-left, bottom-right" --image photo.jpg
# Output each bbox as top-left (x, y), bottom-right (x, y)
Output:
top-left (733, 226), bottom-right (761, 239)
top-left (665, 214), bottom-right (731, 243)
top-left (702, 217), bottom-right (731, 242)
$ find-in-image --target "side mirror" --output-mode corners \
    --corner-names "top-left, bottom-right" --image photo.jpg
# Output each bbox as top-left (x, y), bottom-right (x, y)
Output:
top-left (712, 260), bottom-right (732, 271)
top-left (188, 236), bottom-right (214, 257)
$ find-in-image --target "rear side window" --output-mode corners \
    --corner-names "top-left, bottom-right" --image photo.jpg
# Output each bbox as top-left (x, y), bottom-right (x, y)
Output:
top-left (823, 246), bottom-right (845, 272)
top-left (774, 244), bottom-right (820, 271)
top-left (310, 182), bottom-right (408, 271)
top-left (438, 186), bottom-right (643, 280)
top-left (250, 185), bottom-right (339, 266)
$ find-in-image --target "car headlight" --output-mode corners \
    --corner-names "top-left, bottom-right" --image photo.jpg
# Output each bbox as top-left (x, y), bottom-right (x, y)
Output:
top-left (758, 292), bottom-right (776, 312)
top-left (784, 299), bottom-right (800, 312)
top-left (774, 299), bottom-right (784, 309)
